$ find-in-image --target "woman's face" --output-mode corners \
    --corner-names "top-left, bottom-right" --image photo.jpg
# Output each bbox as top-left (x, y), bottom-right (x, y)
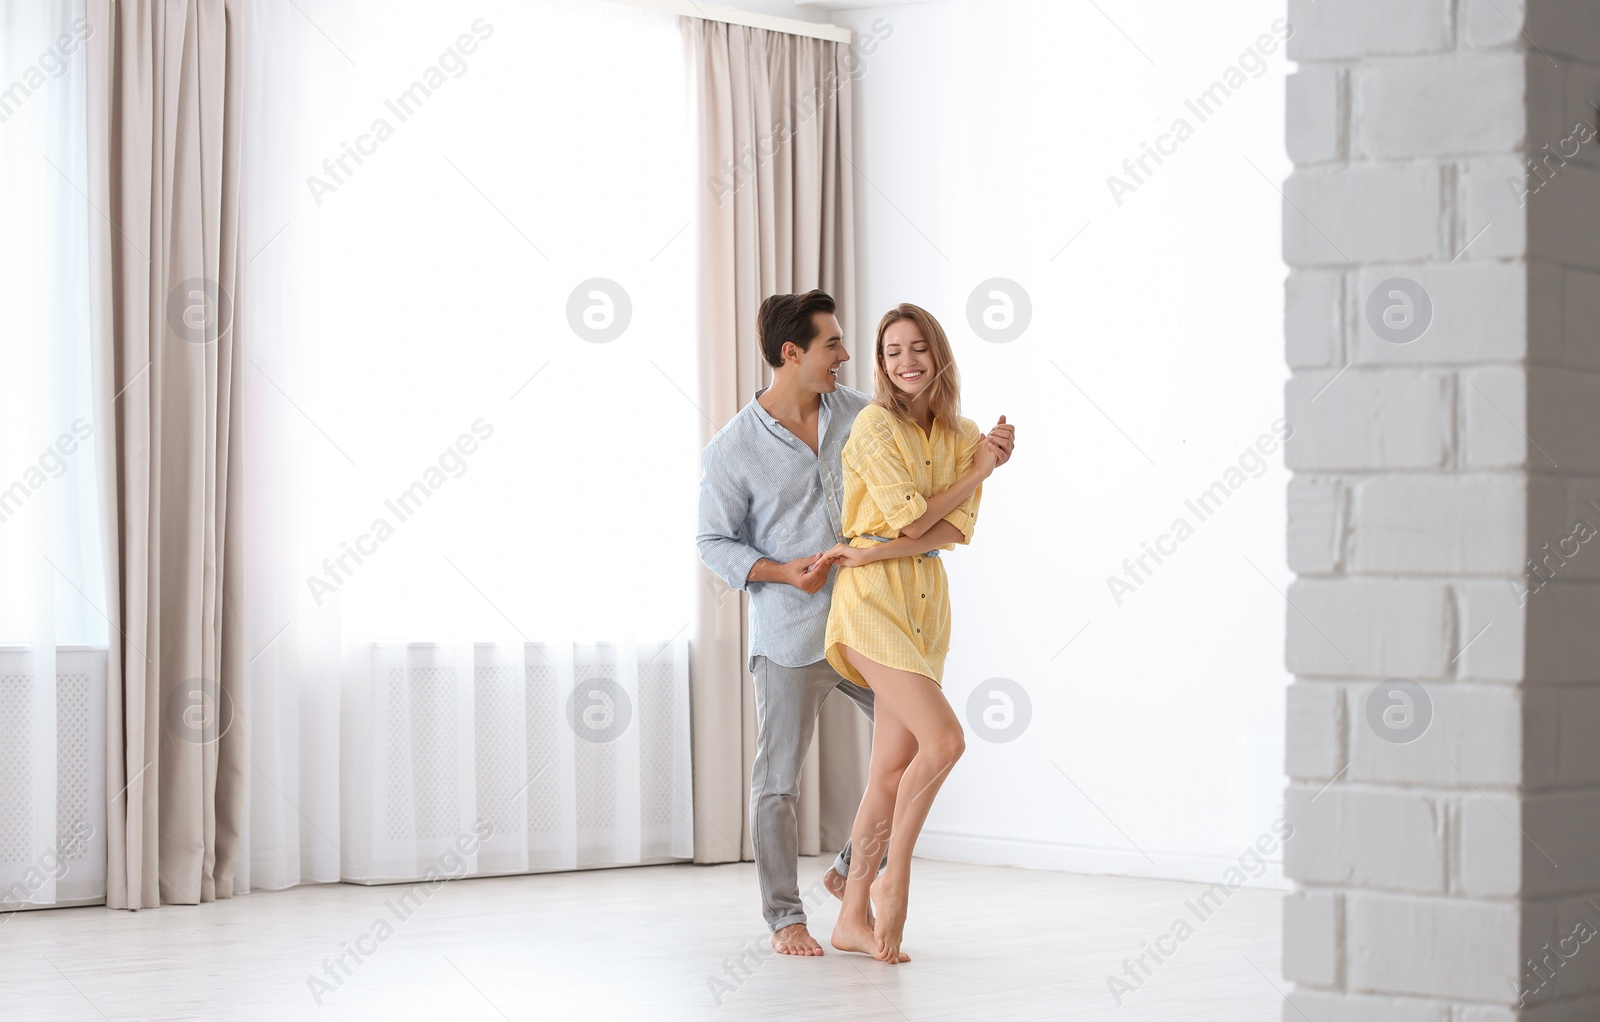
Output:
top-left (880, 319), bottom-right (935, 398)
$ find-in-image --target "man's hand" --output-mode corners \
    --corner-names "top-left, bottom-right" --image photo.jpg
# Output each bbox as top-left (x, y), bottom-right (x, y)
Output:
top-left (784, 553), bottom-right (834, 593)
top-left (985, 414), bottom-right (1015, 467)
top-left (749, 554), bottom-right (833, 594)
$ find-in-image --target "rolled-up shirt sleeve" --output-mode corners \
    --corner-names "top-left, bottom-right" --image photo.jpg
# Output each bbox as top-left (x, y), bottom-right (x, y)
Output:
top-left (697, 446), bottom-right (764, 590)
top-left (847, 409), bottom-right (927, 534)
top-left (938, 418), bottom-right (983, 548)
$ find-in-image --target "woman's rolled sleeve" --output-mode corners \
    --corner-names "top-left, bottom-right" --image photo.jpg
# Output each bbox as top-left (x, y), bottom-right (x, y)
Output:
top-left (937, 419), bottom-right (984, 548)
top-left (940, 498), bottom-right (979, 547)
top-left (849, 411), bottom-right (927, 533)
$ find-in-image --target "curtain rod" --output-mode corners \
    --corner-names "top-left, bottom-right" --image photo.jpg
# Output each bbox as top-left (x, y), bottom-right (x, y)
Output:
top-left (592, 0), bottom-right (853, 43)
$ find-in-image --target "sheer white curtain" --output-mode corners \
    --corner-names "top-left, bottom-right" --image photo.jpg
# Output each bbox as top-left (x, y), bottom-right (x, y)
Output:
top-left (0, 0), bottom-right (109, 911)
top-left (242, 0), bottom-right (697, 886)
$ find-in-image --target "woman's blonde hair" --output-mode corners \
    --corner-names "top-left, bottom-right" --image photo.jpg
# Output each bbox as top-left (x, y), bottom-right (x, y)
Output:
top-left (872, 303), bottom-right (961, 433)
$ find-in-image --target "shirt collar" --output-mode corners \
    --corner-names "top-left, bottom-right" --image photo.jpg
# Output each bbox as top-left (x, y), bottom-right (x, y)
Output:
top-left (751, 386), bottom-right (836, 446)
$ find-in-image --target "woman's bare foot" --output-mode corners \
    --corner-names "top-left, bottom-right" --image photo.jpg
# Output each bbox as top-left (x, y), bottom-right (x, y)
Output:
top-left (772, 922), bottom-right (824, 956)
top-left (829, 912), bottom-right (879, 957)
top-left (824, 868), bottom-right (877, 928)
top-left (871, 869), bottom-right (910, 964)
top-left (831, 915), bottom-right (909, 962)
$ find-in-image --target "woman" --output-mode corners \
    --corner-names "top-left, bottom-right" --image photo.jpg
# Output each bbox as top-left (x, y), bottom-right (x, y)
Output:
top-left (809, 303), bottom-right (1007, 964)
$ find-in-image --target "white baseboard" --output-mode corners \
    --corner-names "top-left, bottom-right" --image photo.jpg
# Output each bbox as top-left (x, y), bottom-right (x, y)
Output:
top-left (916, 831), bottom-right (1292, 891)
top-left (341, 855), bottom-right (688, 887)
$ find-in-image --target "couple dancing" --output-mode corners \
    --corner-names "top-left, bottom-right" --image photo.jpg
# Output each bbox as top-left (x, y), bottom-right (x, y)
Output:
top-left (696, 290), bottom-right (1016, 964)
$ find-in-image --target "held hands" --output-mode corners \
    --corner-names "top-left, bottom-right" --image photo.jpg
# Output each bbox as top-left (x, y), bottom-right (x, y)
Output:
top-left (978, 414), bottom-right (1014, 477)
top-left (804, 542), bottom-right (874, 578)
top-left (778, 543), bottom-right (873, 594)
top-left (974, 438), bottom-right (1000, 478)
top-left (783, 554), bottom-right (833, 594)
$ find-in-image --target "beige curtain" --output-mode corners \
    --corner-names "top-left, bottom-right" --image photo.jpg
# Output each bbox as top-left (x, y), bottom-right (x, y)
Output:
top-left (86, 0), bottom-right (247, 909)
top-left (686, 18), bottom-right (869, 864)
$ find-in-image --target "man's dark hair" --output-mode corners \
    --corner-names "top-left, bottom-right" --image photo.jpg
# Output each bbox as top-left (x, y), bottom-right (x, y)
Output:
top-left (757, 290), bottom-right (837, 369)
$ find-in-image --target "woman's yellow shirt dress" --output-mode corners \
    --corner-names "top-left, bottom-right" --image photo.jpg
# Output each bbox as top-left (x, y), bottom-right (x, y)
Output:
top-left (824, 402), bottom-right (983, 689)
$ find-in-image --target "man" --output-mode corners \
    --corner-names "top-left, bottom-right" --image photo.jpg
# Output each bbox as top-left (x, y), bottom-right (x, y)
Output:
top-left (696, 290), bottom-right (1015, 955)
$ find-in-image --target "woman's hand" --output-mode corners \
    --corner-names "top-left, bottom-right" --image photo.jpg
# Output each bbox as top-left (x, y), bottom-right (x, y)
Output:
top-left (973, 434), bottom-right (1001, 479)
top-left (987, 414), bottom-right (1015, 465)
top-left (806, 542), bottom-right (875, 575)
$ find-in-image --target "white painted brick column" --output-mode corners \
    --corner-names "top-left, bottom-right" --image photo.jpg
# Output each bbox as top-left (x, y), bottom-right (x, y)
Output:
top-left (1283, 1), bottom-right (1600, 1018)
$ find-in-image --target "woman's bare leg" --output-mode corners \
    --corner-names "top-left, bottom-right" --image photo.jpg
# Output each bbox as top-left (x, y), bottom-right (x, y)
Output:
top-left (831, 680), bottom-right (916, 962)
top-left (840, 645), bottom-right (965, 964)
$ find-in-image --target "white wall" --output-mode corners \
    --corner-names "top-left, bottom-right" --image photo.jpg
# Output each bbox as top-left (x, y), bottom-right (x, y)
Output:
top-left (833, 0), bottom-right (1294, 884)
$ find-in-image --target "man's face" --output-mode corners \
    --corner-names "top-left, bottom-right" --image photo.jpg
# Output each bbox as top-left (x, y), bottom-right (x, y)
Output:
top-left (789, 312), bottom-right (849, 393)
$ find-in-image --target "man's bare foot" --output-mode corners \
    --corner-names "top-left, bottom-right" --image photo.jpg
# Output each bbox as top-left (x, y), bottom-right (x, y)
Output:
top-left (823, 867), bottom-right (847, 902)
top-left (772, 922), bottom-right (824, 956)
top-left (871, 869), bottom-right (910, 964)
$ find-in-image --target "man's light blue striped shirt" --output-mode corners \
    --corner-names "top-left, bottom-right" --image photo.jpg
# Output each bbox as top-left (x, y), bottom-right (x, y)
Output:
top-left (696, 385), bottom-right (872, 673)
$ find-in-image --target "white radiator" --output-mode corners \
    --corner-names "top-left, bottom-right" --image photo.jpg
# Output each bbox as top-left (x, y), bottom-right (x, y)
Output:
top-left (0, 647), bottom-right (107, 913)
top-left (341, 640), bottom-right (693, 884)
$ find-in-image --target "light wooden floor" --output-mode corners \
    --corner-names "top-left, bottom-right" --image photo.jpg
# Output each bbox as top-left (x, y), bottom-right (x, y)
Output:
top-left (2, 857), bottom-right (1285, 1021)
